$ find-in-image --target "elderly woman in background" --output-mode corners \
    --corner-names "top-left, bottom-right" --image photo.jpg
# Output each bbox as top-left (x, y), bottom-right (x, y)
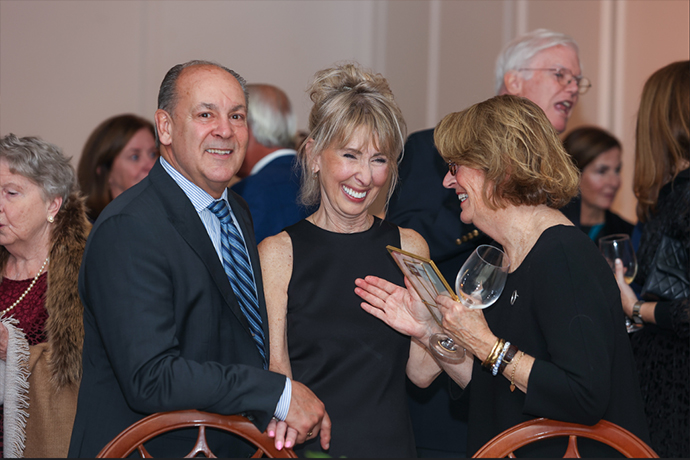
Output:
top-left (561, 126), bottom-right (633, 240)
top-left (0, 134), bottom-right (90, 457)
top-left (259, 63), bottom-right (438, 457)
top-left (356, 95), bottom-right (650, 457)
top-left (613, 60), bottom-right (689, 458)
top-left (77, 114), bottom-right (158, 221)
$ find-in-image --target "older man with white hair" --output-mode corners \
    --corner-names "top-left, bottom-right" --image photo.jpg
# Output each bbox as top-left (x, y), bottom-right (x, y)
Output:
top-left (232, 84), bottom-right (312, 243)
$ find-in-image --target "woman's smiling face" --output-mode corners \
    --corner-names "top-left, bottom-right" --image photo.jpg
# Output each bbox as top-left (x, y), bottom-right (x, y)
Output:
top-left (313, 127), bottom-right (390, 222)
top-left (443, 164), bottom-right (487, 225)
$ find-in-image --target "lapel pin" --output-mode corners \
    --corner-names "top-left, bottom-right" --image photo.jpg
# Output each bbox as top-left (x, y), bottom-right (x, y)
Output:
top-left (510, 290), bottom-right (519, 305)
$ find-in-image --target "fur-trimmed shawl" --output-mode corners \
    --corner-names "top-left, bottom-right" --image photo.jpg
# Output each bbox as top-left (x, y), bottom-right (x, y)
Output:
top-left (0, 191), bottom-right (91, 388)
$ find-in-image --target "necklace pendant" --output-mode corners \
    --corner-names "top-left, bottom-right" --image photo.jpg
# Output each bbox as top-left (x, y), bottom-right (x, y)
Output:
top-left (510, 290), bottom-right (519, 305)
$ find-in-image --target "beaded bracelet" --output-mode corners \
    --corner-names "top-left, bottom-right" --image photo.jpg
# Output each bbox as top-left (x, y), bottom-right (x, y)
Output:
top-left (492, 341), bottom-right (511, 376)
top-left (498, 344), bottom-right (518, 374)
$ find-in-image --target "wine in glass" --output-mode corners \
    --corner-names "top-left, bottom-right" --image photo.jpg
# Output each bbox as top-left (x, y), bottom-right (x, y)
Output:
top-left (598, 234), bottom-right (642, 333)
top-left (430, 245), bottom-right (511, 362)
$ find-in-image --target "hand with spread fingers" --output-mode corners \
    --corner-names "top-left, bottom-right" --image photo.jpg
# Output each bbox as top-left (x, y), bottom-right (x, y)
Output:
top-left (355, 275), bottom-right (441, 343)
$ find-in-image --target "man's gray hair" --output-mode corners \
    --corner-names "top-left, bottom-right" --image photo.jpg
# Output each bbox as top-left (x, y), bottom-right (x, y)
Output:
top-left (155, 60), bottom-right (248, 145)
top-left (247, 84), bottom-right (297, 149)
top-left (0, 133), bottom-right (76, 203)
top-left (495, 29), bottom-right (580, 95)
top-left (157, 60), bottom-right (248, 113)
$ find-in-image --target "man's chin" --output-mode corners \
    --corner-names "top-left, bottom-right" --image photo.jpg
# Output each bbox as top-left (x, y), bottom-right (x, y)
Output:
top-left (551, 117), bottom-right (568, 134)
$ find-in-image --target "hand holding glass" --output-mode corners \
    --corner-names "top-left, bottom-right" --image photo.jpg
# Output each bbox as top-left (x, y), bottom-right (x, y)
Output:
top-left (598, 234), bottom-right (642, 333)
top-left (430, 245), bottom-right (511, 362)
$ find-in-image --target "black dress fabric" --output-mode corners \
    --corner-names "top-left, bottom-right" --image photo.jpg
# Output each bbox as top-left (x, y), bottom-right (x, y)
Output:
top-left (285, 217), bottom-right (416, 458)
top-left (466, 225), bottom-right (650, 457)
top-left (631, 168), bottom-right (689, 458)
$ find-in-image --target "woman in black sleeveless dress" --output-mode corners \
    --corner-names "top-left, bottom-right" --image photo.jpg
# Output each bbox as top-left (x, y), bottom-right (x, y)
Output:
top-left (258, 63), bottom-right (440, 457)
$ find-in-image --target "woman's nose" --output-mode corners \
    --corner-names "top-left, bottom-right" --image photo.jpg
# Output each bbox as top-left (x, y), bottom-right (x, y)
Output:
top-left (442, 171), bottom-right (456, 189)
top-left (356, 163), bottom-right (373, 185)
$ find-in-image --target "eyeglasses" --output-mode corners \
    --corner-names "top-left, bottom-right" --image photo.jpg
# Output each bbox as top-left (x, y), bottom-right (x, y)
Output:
top-left (447, 161), bottom-right (457, 176)
top-left (517, 67), bottom-right (592, 94)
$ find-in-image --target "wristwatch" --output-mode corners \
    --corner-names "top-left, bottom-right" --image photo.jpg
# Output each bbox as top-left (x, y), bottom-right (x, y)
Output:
top-left (632, 300), bottom-right (645, 325)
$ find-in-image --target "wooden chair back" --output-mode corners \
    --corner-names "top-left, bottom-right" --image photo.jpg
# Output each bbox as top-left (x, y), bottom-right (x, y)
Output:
top-left (96, 410), bottom-right (297, 458)
top-left (472, 417), bottom-right (658, 458)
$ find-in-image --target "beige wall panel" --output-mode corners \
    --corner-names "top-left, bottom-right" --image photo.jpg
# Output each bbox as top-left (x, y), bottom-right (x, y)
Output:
top-left (382, 0), bottom-right (431, 134)
top-left (434, 0), bottom-right (505, 125)
top-left (0, 1), bottom-right (148, 160)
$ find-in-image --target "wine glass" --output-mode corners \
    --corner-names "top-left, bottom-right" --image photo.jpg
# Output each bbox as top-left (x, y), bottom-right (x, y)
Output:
top-left (598, 234), bottom-right (642, 333)
top-left (430, 245), bottom-right (511, 363)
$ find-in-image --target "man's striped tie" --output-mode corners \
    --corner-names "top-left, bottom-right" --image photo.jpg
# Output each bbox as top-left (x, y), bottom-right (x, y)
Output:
top-left (208, 199), bottom-right (267, 368)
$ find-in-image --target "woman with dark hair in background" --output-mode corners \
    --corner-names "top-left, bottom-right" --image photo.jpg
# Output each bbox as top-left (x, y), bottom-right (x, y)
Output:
top-left (561, 126), bottom-right (633, 241)
top-left (77, 114), bottom-right (158, 221)
top-left (613, 60), bottom-right (689, 458)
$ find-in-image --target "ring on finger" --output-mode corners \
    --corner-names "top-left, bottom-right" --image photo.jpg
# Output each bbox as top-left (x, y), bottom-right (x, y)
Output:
top-left (306, 431), bottom-right (313, 438)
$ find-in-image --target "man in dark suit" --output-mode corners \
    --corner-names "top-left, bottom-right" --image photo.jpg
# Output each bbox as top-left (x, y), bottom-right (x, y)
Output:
top-left (387, 29), bottom-right (588, 457)
top-left (232, 84), bottom-right (312, 243)
top-left (68, 61), bottom-right (330, 458)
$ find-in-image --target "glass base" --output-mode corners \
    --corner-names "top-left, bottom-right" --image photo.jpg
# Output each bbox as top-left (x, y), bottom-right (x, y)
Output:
top-left (430, 333), bottom-right (467, 363)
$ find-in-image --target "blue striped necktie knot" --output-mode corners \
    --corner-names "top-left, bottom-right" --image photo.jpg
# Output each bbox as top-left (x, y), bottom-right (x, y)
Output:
top-left (208, 199), bottom-right (267, 368)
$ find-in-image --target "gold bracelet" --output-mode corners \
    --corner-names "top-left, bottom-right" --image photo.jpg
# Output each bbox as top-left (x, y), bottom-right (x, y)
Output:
top-left (482, 338), bottom-right (502, 368)
top-left (482, 338), bottom-right (505, 369)
top-left (509, 351), bottom-right (525, 392)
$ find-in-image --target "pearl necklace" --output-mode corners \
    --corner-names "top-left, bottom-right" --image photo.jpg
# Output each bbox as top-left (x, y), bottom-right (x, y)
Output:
top-left (0, 257), bottom-right (50, 318)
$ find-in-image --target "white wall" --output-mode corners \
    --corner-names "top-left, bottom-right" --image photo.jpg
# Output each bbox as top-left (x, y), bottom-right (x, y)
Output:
top-left (1, 0), bottom-right (688, 220)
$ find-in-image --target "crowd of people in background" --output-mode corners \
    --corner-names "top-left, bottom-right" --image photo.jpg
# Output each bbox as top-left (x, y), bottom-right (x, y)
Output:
top-left (0, 26), bottom-right (687, 459)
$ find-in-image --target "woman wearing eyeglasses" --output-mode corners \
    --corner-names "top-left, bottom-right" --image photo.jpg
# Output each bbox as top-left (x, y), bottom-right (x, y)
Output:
top-left (356, 95), bottom-right (650, 457)
top-left (496, 29), bottom-right (591, 135)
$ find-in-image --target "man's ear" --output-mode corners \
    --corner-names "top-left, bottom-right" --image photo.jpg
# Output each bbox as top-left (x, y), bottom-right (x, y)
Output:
top-left (155, 109), bottom-right (173, 146)
top-left (503, 70), bottom-right (523, 96)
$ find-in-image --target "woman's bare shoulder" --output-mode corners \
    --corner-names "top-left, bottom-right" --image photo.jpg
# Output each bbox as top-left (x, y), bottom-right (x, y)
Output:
top-left (258, 231), bottom-right (293, 275)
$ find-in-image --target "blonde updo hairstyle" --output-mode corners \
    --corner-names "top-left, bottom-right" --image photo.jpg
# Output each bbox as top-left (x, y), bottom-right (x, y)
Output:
top-left (298, 63), bottom-right (407, 207)
top-left (434, 95), bottom-right (579, 210)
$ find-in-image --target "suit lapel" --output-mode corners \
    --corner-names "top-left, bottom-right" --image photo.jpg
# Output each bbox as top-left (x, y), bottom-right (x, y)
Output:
top-left (148, 162), bottom-right (252, 333)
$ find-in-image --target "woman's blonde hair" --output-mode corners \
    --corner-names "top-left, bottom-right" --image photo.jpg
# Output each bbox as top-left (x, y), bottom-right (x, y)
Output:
top-left (434, 95), bottom-right (579, 210)
top-left (633, 60), bottom-right (689, 222)
top-left (298, 63), bottom-right (406, 207)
